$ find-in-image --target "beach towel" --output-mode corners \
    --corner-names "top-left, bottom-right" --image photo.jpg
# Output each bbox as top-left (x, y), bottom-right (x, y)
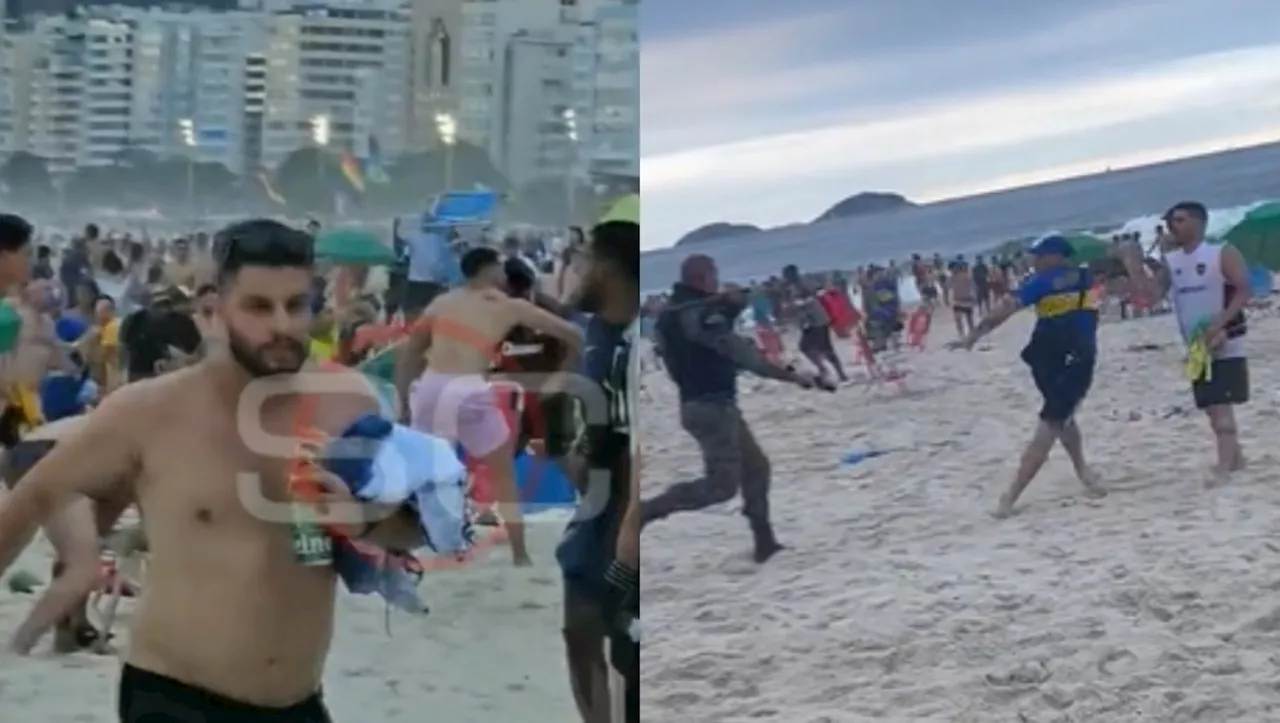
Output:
top-left (1183, 317), bottom-right (1212, 383)
top-left (320, 414), bottom-right (472, 613)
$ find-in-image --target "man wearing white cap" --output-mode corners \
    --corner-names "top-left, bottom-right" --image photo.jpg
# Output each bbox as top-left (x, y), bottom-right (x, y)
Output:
top-left (949, 234), bottom-right (1106, 517)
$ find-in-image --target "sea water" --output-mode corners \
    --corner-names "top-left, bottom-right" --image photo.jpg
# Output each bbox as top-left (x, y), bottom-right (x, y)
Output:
top-left (647, 200), bottom-right (1265, 304)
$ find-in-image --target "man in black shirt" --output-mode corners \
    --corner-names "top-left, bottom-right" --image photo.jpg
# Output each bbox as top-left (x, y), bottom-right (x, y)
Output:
top-left (557, 220), bottom-right (640, 723)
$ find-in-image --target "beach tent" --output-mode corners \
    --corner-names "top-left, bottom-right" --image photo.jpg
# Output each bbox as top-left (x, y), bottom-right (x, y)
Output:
top-left (1061, 233), bottom-right (1110, 263)
top-left (600, 194), bottom-right (639, 224)
top-left (1223, 202), bottom-right (1280, 270)
top-left (513, 453), bottom-right (575, 508)
top-left (315, 227), bottom-right (397, 266)
top-left (428, 190), bottom-right (499, 225)
top-left (600, 193), bottom-right (639, 224)
top-left (1248, 264), bottom-right (1274, 297)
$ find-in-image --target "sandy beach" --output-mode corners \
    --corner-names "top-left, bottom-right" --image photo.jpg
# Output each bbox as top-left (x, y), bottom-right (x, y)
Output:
top-left (641, 309), bottom-right (1280, 722)
top-left (0, 512), bottom-right (577, 722)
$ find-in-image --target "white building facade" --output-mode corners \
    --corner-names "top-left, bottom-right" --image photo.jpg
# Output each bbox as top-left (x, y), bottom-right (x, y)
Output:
top-left (0, 0), bottom-right (638, 181)
top-left (260, 4), bottom-right (409, 168)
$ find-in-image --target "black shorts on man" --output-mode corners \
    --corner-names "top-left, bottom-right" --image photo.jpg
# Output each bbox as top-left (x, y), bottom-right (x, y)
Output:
top-left (118, 664), bottom-right (332, 723)
top-left (1192, 357), bottom-right (1249, 409)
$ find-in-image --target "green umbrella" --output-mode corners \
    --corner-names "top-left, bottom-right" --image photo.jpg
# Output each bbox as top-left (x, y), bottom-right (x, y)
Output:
top-left (1224, 201), bottom-right (1280, 270)
top-left (315, 228), bottom-right (397, 266)
top-left (358, 345), bottom-right (396, 384)
top-left (1061, 233), bottom-right (1110, 263)
top-left (600, 194), bottom-right (639, 224)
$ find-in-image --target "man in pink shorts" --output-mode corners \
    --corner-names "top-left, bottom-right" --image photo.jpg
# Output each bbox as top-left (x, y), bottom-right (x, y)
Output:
top-left (394, 247), bottom-right (583, 565)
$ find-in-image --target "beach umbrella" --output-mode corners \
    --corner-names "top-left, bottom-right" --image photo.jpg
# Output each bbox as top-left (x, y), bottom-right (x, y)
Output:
top-left (600, 194), bottom-right (639, 224)
top-left (314, 228), bottom-right (397, 266)
top-left (1061, 233), bottom-right (1110, 263)
top-left (1223, 202), bottom-right (1280, 270)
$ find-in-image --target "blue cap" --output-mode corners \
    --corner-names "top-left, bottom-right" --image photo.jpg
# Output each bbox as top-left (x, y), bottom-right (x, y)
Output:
top-left (1030, 234), bottom-right (1073, 258)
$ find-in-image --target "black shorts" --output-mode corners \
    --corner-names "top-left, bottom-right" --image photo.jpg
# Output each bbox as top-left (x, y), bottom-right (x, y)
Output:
top-left (920, 285), bottom-right (938, 300)
top-left (1192, 357), bottom-right (1249, 409)
top-left (1, 439), bottom-right (56, 489)
top-left (118, 664), bottom-right (332, 723)
top-left (798, 325), bottom-right (834, 356)
top-left (953, 305), bottom-right (973, 315)
top-left (1033, 356), bottom-right (1094, 424)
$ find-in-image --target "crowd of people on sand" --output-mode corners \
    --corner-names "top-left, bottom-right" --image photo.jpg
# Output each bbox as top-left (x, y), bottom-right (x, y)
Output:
top-left (640, 199), bottom-right (1253, 561)
top-left (638, 224), bottom-right (1183, 379)
top-left (0, 206), bottom-right (640, 723)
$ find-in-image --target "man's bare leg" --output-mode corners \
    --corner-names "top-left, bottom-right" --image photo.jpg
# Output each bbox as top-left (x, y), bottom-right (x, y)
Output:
top-left (1205, 405), bottom-right (1243, 487)
top-left (11, 498), bottom-right (100, 654)
top-left (1056, 418), bottom-right (1106, 497)
top-left (475, 438), bottom-right (531, 565)
top-left (995, 421), bottom-right (1056, 518)
top-left (564, 591), bottom-right (612, 723)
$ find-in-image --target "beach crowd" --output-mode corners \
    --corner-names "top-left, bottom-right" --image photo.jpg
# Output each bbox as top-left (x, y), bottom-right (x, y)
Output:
top-left (0, 207), bottom-right (641, 723)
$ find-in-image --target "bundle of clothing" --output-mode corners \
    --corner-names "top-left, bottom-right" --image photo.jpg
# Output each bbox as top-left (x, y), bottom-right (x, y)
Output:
top-left (316, 414), bottom-right (472, 613)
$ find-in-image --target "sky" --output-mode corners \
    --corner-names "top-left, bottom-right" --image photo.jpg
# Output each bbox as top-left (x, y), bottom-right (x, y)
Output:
top-left (641, 0), bottom-right (1280, 250)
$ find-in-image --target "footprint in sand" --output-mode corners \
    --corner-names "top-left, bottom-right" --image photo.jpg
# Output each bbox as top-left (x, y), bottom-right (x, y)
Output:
top-left (1097, 648), bottom-right (1138, 676)
top-left (985, 660), bottom-right (1051, 687)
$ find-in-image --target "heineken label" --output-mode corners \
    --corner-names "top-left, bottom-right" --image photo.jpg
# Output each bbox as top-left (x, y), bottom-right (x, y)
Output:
top-left (291, 505), bottom-right (333, 566)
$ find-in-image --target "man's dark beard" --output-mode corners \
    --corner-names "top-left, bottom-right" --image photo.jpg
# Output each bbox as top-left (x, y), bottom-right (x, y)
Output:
top-left (225, 327), bottom-right (306, 377)
top-left (575, 282), bottom-right (604, 314)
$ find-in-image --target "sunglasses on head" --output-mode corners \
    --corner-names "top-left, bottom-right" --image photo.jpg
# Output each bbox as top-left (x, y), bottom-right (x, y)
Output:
top-left (214, 222), bottom-right (315, 268)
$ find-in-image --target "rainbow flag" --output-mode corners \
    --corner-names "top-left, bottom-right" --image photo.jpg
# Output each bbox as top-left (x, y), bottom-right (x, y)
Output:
top-left (340, 153), bottom-right (365, 193)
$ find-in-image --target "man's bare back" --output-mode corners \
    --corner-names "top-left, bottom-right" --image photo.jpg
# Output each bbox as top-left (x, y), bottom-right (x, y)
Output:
top-left (393, 278), bottom-right (582, 566)
top-left (419, 287), bottom-right (523, 374)
top-left (419, 286), bottom-right (581, 373)
top-left (3, 360), bottom-right (379, 706)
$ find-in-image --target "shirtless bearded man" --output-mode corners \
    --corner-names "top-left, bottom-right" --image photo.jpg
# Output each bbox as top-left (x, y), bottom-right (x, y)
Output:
top-left (394, 246), bottom-right (584, 566)
top-left (0, 219), bottom-right (425, 722)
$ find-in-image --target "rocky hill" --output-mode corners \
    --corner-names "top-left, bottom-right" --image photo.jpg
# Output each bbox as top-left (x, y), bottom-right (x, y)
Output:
top-left (675, 192), bottom-right (916, 246)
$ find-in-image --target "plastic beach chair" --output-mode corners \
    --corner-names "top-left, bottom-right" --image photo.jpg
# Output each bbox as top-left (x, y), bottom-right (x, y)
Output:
top-left (754, 327), bottom-right (783, 365)
top-left (905, 306), bottom-right (932, 351)
top-left (89, 522), bottom-right (148, 654)
top-left (852, 327), bottom-right (908, 393)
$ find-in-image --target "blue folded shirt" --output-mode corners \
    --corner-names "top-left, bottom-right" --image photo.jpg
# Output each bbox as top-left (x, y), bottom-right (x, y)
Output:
top-left (322, 414), bottom-right (472, 613)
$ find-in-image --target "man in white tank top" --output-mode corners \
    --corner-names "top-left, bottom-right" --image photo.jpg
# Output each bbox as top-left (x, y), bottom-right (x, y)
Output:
top-left (1122, 201), bottom-right (1251, 486)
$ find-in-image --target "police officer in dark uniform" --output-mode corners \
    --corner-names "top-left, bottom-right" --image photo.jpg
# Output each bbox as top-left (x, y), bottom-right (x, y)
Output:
top-left (642, 254), bottom-right (834, 563)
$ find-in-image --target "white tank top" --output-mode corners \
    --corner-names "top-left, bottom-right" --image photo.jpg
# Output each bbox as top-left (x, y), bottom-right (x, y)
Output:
top-left (1166, 241), bottom-right (1245, 359)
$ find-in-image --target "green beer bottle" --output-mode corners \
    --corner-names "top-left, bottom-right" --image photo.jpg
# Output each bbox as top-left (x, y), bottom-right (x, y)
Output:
top-left (291, 503), bottom-right (333, 566)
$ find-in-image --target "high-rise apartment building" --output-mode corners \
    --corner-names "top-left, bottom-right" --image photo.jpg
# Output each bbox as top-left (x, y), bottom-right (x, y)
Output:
top-left (499, 28), bottom-right (573, 186)
top-left (261, 3), bottom-right (408, 167)
top-left (580, 0), bottom-right (637, 178)
top-left (1, 0), bottom-right (638, 182)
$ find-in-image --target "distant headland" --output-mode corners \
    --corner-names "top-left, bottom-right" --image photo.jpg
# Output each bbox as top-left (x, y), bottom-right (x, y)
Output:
top-left (673, 192), bottom-right (917, 246)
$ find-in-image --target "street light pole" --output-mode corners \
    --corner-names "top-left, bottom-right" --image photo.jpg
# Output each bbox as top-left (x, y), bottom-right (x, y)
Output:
top-left (434, 112), bottom-right (457, 192)
top-left (311, 114), bottom-right (331, 213)
top-left (178, 118), bottom-right (197, 218)
top-left (563, 108), bottom-right (579, 224)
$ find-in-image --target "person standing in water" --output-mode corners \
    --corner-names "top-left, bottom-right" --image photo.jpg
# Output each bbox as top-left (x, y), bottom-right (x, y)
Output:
top-left (1122, 200), bottom-right (1250, 486)
top-left (949, 235), bottom-right (1106, 517)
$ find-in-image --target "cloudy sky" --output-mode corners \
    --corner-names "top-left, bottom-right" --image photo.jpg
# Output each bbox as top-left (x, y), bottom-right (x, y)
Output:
top-left (641, 0), bottom-right (1280, 250)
